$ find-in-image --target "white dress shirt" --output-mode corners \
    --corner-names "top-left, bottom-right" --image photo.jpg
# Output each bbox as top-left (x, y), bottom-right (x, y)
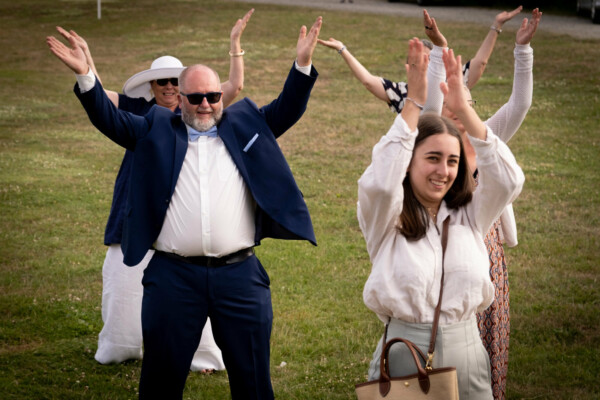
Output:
top-left (357, 114), bottom-right (524, 325)
top-left (154, 134), bottom-right (257, 257)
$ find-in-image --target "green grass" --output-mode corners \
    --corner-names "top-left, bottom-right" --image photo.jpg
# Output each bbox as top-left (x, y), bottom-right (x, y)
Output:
top-left (1, 0), bottom-right (599, 398)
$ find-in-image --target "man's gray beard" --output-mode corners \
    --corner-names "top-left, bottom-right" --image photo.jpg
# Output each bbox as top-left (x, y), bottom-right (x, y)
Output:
top-left (182, 108), bottom-right (223, 132)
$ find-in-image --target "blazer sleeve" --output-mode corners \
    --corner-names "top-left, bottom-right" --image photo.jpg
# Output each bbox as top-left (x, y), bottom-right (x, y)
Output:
top-left (74, 78), bottom-right (149, 150)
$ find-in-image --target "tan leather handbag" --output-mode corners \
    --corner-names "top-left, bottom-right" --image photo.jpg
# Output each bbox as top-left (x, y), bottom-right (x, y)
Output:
top-left (355, 218), bottom-right (459, 399)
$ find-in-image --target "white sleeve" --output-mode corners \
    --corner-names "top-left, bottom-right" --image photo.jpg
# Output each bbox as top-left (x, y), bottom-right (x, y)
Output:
top-left (423, 45), bottom-right (446, 114)
top-left (357, 113), bottom-right (416, 259)
top-left (499, 204), bottom-right (518, 247)
top-left (484, 43), bottom-right (533, 143)
top-left (469, 126), bottom-right (525, 234)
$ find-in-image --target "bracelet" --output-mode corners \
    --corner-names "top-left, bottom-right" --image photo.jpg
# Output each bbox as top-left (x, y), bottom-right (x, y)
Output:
top-left (405, 97), bottom-right (424, 110)
top-left (338, 46), bottom-right (346, 54)
top-left (229, 50), bottom-right (245, 57)
top-left (490, 25), bottom-right (502, 34)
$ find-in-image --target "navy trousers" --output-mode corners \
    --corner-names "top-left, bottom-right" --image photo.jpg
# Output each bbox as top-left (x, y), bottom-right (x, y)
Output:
top-left (138, 252), bottom-right (274, 399)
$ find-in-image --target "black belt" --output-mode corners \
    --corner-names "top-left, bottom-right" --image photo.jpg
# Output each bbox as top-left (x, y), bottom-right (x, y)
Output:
top-left (156, 247), bottom-right (254, 267)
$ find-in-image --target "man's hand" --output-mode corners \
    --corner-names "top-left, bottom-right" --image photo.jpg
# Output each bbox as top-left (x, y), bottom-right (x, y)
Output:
top-left (46, 32), bottom-right (89, 75)
top-left (56, 26), bottom-right (90, 54)
top-left (296, 16), bottom-right (322, 67)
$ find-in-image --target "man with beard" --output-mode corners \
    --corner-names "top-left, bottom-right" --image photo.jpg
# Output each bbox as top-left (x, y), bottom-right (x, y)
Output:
top-left (54, 8), bottom-right (253, 372)
top-left (46, 15), bottom-right (322, 400)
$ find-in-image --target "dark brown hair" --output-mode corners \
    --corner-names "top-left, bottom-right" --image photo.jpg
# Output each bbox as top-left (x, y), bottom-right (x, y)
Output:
top-left (398, 113), bottom-right (475, 240)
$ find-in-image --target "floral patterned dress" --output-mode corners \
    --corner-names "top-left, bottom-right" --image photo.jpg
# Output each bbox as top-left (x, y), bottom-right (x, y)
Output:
top-left (478, 219), bottom-right (509, 399)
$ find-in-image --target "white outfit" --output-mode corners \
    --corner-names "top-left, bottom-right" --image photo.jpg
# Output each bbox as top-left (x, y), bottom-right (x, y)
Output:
top-left (357, 114), bottom-right (524, 398)
top-left (425, 43), bottom-right (534, 247)
top-left (95, 245), bottom-right (225, 372)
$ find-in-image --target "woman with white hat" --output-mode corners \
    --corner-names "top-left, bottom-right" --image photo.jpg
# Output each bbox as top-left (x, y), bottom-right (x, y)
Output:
top-left (54, 8), bottom-right (254, 374)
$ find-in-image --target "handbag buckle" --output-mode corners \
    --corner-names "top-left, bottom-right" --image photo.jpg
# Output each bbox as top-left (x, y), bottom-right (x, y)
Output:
top-left (426, 352), bottom-right (434, 371)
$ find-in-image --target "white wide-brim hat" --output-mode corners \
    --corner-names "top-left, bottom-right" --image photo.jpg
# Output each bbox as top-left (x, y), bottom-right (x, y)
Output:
top-left (122, 55), bottom-right (186, 101)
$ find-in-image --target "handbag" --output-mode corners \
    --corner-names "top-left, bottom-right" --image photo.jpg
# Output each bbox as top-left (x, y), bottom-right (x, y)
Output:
top-left (355, 218), bottom-right (459, 399)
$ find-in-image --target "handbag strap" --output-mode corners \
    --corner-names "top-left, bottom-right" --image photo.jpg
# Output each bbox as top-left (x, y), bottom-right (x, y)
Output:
top-left (378, 337), bottom-right (431, 396)
top-left (426, 216), bottom-right (450, 370)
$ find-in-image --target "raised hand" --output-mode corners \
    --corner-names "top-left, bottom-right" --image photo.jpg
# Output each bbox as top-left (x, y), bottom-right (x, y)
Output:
top-left (317, 37), bottom-right (345, 53)
top-left (56, 26), bottom-right (90, 54)
top-left (423, 9), bottom-right (447, 48)
top-left (494, 5), bottom-right (523, 29)
top-left (516, 8), bottom-right (542, 45)
top-left (46, 33), bottom-right (88, 75)
top-left (440, 48), bottom-right (466, 114)
top-left (231, 8), bottom-right (254, 44)
top-left (441, 48), bottom-right (486, 139)
top-left (296, 16), bottom-right (322, 67)
top-left (401, 37), bottom-right (429, 129)
top-left (54, 26), bottom-right (103, 81)
top-left (405, 37), bottom-right (429, 105)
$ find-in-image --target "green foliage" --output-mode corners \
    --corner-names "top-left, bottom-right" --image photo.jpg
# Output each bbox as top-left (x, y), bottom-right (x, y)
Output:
top-left (0, 0), bottom-right (598, 398)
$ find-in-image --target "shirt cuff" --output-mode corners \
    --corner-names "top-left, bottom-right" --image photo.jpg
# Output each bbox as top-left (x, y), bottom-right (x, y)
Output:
top-left (76, 67), bottom-right (95, 93)
top-left (469, 125), bottom-right (497, 161)
top-left (514, 43), bottom-right (533, 55)
top-left (429, 45), bottom-right (446, 68)
top-left (294, 60), bottom-right (312, 76)
top-left (431, 45), bottom-right (447, 58)
top-left (387, 113), bottom-right (418, 145)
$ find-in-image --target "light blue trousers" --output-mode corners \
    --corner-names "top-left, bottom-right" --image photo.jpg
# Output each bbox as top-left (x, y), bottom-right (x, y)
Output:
top-left (368, 317), bottom-right (492, 400)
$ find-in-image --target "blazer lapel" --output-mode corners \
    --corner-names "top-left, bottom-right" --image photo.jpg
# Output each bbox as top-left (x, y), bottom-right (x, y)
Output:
top-left (170, 118), bottom-right (189, 196)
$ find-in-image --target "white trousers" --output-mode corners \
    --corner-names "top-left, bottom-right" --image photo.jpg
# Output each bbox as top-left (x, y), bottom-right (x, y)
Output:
top-left (368, 317), bottom-right (492, 400)
top-left (94, 244), bottom-right (225, 371)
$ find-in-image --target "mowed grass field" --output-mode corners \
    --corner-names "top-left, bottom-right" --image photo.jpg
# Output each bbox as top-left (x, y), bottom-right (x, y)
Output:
top-left (0, 0), bottom-right (598, 398)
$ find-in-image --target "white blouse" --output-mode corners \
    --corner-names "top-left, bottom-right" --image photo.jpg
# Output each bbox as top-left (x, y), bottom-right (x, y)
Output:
top-left (357, 115), bottom-right (524, 325)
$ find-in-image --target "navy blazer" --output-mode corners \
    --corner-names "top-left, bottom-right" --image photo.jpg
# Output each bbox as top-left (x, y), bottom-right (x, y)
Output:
top-left (76, 64), bottom-right (318, 266)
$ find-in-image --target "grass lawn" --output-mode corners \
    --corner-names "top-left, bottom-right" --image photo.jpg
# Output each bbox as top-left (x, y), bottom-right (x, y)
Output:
top-left (1, 0), bottom-right (599, 398)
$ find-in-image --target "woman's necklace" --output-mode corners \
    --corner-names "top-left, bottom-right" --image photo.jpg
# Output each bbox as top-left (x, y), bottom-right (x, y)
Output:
top-left (426, 207), bottom-right (437, 221)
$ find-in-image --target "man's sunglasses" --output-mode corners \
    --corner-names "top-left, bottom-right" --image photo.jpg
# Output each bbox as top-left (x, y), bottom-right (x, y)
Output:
top-left (180, 91), bottom-right (223, 105)
top-left (155, 78), bottom-right (179, 86)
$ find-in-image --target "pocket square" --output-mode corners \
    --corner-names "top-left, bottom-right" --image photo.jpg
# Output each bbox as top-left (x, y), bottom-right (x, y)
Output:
top-left (243, 133), bottom-right (260, 152)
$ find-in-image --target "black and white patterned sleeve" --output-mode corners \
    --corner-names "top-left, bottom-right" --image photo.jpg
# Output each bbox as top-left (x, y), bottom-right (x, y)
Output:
top-left (379, 61), bottom-right (468, 115)
top-left (380, 77), bottom-right (407, 114)
top-left (462, 60), bottom-right (471, 87)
